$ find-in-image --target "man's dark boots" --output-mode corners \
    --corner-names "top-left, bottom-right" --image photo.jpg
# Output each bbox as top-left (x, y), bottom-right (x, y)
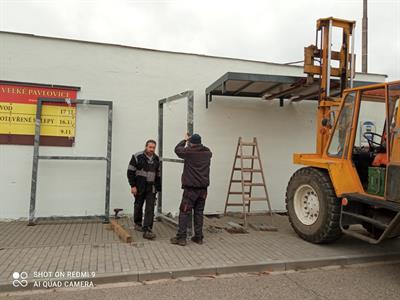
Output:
top-left (134, 224), bottom-right (143, 232)
top-left (191, 236), bottom-right (203, 245)
top-left (143, 231), bottom-right (156, 240)
top-left (170, 237), bottom-right (187, 246)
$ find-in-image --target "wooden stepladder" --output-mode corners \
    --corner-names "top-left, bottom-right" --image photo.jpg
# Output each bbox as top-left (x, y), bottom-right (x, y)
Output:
top-left (224, 137), bottom-right (272, 227)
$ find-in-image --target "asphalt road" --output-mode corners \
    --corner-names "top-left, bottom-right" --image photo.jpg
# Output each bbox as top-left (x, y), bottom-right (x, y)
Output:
top-left (2, 262), bottom-right (400, 300)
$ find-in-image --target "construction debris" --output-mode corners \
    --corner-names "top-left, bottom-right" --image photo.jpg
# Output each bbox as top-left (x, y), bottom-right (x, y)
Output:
top-left (206, 225), bottom-right (223, 234)
top-left (225, 221), bottom-right (248, 234)
top-left (249, 223), bottom-right (278, 232)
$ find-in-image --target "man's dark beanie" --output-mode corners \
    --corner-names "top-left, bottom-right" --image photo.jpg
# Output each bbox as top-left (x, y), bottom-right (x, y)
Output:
top-left (189, 134), bottom-right (202, 144)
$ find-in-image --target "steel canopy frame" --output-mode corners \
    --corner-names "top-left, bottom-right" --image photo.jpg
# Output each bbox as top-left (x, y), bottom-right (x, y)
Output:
top-left (205, 72), bottom-right (381, 108)
top-left (28, 97), bottom-right (113, 226)
top-left (157, 90), bottom-right (194, 225)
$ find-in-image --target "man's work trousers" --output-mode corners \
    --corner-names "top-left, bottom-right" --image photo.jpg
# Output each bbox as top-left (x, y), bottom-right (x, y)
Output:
top-left (134, 189), bottom-right (156, 232)
top-left (177, 188), bottom-right (207, 240)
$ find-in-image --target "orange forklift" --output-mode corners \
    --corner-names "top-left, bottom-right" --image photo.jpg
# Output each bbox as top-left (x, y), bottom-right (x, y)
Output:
top-left (286, 17), bottom-right (400, 244)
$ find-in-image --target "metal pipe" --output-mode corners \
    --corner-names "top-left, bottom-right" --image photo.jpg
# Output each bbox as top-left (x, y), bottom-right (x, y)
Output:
top-left (38, 156), bottom-right (107, 160)
top-left (350, 23), bottom-right (356, 88)
top-left (157, 213), bottom-right (178, 227)
top-left (326, 19), bottom-right (333, 97)
top-left (187, 91), bottom-right (194, 135)
top-left (28, 99), bottom-right (43, 226)
top-left (157, 102), bottom-right (164, 215)
top-left (162, 158), bottom-right (184, 163)
top-left (104, 102), bottom-right (113, 224)
top-left (362, 0), bottom-right (368, 73)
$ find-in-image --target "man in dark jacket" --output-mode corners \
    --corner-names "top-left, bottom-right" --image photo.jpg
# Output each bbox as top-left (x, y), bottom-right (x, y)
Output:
top-left (127, 139), bottom-right (161, 240)
top-left (170, 133), bottom-right (212, 246)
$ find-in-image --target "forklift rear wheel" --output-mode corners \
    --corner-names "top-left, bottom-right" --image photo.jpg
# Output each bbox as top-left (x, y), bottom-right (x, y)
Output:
top-left (286, 167), bottom-right (342, 243)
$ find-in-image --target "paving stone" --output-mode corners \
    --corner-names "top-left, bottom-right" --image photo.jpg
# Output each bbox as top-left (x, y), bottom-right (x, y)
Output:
top-left (1, 215), bottom-right (400, 290)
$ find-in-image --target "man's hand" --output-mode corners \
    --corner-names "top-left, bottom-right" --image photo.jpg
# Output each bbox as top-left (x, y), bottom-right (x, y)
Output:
top-left (184, 133), bottom-right (190, 141)
top-left (131, 186), bottom-right (137, 196)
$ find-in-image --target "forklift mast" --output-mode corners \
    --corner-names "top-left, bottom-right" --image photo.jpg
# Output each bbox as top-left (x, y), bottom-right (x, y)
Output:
top-left (304, 17), bottom-right (356, 155)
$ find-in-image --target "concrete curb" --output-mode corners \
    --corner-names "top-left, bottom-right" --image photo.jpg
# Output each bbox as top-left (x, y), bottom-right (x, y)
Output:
top-left (1, 252), bottom-right (400, 293)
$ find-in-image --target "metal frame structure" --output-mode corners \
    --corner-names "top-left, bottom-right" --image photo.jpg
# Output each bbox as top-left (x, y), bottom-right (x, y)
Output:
top-left (157, 90), bottom-right (194, 225)
top-left (205, 72), bottom-right (379, 108)
top-left (28, 98), bottom-right (113, 226)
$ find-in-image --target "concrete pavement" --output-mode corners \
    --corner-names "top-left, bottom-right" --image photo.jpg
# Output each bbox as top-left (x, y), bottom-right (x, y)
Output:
top-left (1, 214), bottom-right (400, 293)
top-left (2, 262), bottom-right (400, 299)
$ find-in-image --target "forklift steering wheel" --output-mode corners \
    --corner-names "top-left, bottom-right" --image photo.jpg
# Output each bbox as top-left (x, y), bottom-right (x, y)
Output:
top-left (363, 132), bottom-right (384, 151)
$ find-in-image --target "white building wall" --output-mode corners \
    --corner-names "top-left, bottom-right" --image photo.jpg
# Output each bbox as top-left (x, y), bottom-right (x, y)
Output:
top-left (0, 32), bottom-right (387, 219)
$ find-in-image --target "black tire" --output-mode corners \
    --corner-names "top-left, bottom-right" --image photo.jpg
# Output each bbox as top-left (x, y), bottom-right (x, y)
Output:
top-left (286, 167), bottom-right (342, 244)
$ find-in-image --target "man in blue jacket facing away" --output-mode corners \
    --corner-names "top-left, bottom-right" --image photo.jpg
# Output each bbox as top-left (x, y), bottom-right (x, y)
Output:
top-left (171, 133), bottom-right (212, 246)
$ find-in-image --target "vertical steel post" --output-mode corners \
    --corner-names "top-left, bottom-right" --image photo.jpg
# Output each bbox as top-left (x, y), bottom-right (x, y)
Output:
top-left (326, 19), bottom-right (333, 98)
top-left (187, 91), bottom-right (194, 135)
top-left (28, 98), bottom-right (43, 226)
top-left (350, 24), bottom-right (356, 88)
top-left (104, 102), bottom-right (113, 223)
top-left (157, 101), bottom-right (164, 214)
top-left (362, 0), bottom-right (368, 73)
top-left (186, 91), bottom-right (194, 236)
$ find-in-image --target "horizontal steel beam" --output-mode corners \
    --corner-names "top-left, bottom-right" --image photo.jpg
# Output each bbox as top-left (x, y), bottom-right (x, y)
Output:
top-left (157, 213), bottom-right (178, 227)
top-left (158, 91), bottom-right (192, 105)
top-left (161, 158), bottom-right (184, 163)
top-left (38, 98), bottom-right (113, 106)
top-left (262, 84), bottom-right (305, 100)
top-left (233, 81), bottom-right (254, 95)
top-left (205, 73), bottom-right (230, 95)
top-left (38, 156), bottom-right (107, 160)
top-left (35, 215), bottom-right (105, 222)
top-left (205, 72), bottom-right (299, 95)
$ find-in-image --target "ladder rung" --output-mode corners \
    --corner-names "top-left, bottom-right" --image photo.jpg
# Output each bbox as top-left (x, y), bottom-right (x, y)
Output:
top-left (226, 203), bottom-right (250, 206)
top-left (228, 191), bottom-right (251, 195)
top-left (244, 197), bottom-right (268, 201)
top-left (243, 182), bottom-right (264, 186)
top-left (233, 168), bottom-right (262, 172)
top-left (240, 142), bottom-right (256, 146)
top-left (231, 180), bottom-right (251, 183)
top-left (236, 155), bottom-right (258, 159)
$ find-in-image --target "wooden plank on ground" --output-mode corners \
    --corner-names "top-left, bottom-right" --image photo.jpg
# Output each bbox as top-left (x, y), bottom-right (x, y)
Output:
top-left (109, 219), bottom-right (132, 243)
top-left (249, 223), bottom-right (278, 232)
top-left (225, 221), bottom-right (248, 234)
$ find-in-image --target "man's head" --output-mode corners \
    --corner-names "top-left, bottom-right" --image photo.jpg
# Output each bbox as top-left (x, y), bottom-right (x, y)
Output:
top-left (188, 134), bottom-right (202, 145)
top-left (145, 139), bottom-right (157, 156)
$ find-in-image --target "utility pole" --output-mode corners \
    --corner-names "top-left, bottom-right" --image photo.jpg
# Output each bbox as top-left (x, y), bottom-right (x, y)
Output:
top-left (362, 0), bottom-right (368, 73)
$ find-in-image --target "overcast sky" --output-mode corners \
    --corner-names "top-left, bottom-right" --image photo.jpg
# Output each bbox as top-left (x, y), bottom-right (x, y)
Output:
top-left (1, 0), bottom-right (399, 79)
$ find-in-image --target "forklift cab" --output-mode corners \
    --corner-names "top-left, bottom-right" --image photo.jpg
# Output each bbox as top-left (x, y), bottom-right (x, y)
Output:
top-left (327, 81), bottom-right (400, 201)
